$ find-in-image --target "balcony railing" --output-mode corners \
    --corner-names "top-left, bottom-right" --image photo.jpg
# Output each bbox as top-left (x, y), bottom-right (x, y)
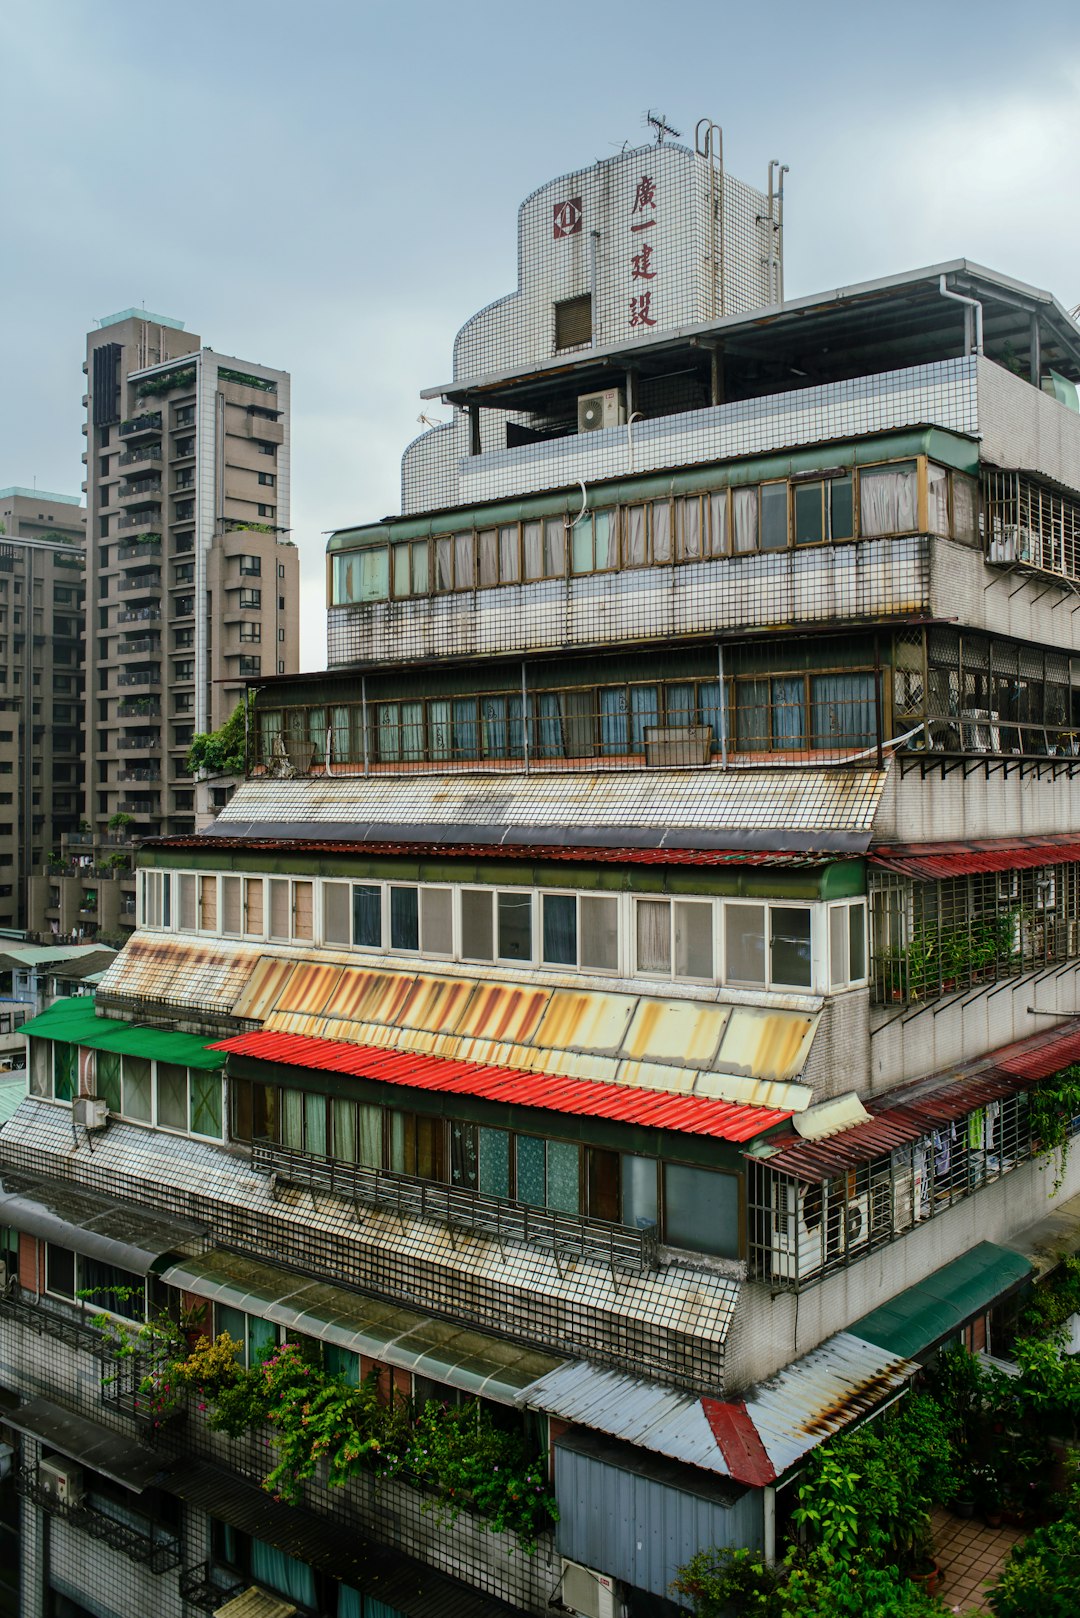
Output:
top-left (118, 768), bottom-right (159, 783)
top-left (117, 540), bottom-right (162, 561)
top-left (117, 638), bottom-right (161, 657)
top-left (116, 671), bottom-right (160, 687)
top-left (118, 446), bottom-right (162, 469)
top-left (118, 511), bottom-right (162, 530)
top-left (0, 1285), bottom-right (103, 1356)
top-left (179, 1563), bottom-right (245, 1614)
top-left (118, 573), bottom-right (161, 592)
top-left (117, 735), bottom-right (160, 749)
top-left (118, 412), bottom-right (163, 438)
top-left (118, 701), bottom-right (161, 718)
top-left (252, 1139), bottom-right (659, 1273)
top-left (118, 606), bottom-right (161, 624)
top-left (118, 479), bottom-right (162, 500)
top-left (16, 1470), bottom-right (180, 1573)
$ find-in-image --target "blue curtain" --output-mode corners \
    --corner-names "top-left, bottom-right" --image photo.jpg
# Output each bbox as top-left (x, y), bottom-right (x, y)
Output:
top-left (810, 673), bottom-right (875, 749)
top-left (666, 682), bottom-right (696, 722)
top-left (630, 685), bottom-right (659, 752)
top-left (735, 679), bottom-right (770, 750)
top-left (771, 677), bottom-right (806, 749)
top-left (599, 688), bottom-right (628, 755)
top-left (452, 698), bottom-right (478, 760)
top-left (543, 894), bottom-right (576, 964)
top-left (698, 680), bottom-right (724, 750)
top-left (535, 693), bottom-right (564, 757)
top-left (481, 696), bottom-right (508, 758)
top-left (250, 1539), bottom-right (317, 1608)
top-left (338, 1587), bottom-right (363, 1618)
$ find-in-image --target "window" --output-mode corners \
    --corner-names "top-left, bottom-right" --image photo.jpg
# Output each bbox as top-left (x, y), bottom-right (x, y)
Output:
top-left (216, 1304), bottom-right (278, 1368)
top-left (829, 899), bottom-right (868, 988)
top-left (555, 294), bottom-right (592, 351)
top-left (239, 556), bottom-right (262, 575)
top-left (258, 441), bottom-right (276, 456)
top-left (515, 1135), bottom-right (580, 1213)
top-left (239, 656), bottom-right (261, 676)
top-left (46, 1245), bottom-right (147, 1320)
top-left (859, 462), bottom-right (918, 536)
top-left (663, 1164), bottom-right (740, 1258)
top-left (770, 906), bottom-right (813, 988)
top-left (257, 472), bottom-right (275, 488)
top-left (239, 622), bottom-right (261, 642)
top-left (571, 510), bottom-right (615, 574)
top-left (239, 588), bottom-right (262, 609)
top-left (541, 893), bottom-right (618, 971)
top-left (634, 898), bottom-right (714, 979)
top-left (257, 504), bottom-right (275, 519)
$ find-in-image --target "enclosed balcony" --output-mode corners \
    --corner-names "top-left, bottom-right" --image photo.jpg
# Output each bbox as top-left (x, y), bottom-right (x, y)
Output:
top-left (118, 411), bottom-right (163, 440)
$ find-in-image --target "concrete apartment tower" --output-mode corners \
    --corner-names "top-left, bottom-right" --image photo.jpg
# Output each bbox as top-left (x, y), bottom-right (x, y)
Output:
top-left (0, 489), bottom-right (86, 934)
top-left (83, 310), bottom-right (299, 885)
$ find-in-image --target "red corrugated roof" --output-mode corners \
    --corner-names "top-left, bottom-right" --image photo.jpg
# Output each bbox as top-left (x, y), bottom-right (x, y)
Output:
top-left (759, 1017), bottom-right (1080, 1180)
top-left (151, 837), bottom-right (842, 868)
top-left (870, 833), bottom-right (1080, 880)
top-left (211, 1029), bottom-right (791, 1142)
top-left (702, 1399), bottom-right (777, 1487)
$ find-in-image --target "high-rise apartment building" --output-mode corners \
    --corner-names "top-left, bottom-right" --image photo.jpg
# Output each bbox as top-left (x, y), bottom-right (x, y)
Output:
top-left (6, 139), bottom-right (1080, 1618)
top-left (0, 488), bottom-right (86, 933)
top-left (83, 311), bottom-right (299, 872)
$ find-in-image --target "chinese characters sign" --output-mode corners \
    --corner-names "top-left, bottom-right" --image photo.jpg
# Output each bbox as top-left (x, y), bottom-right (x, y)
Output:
top-left (629, 174), bottom-right (658, 328)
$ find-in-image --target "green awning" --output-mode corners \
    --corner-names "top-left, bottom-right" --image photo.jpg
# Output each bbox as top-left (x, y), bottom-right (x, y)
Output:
top-left (20, 997), bottom-right (224, 1070)
top-left (850, 1241), bottom-right (1032, 1360)
top-left (160, 1249), bottom-right (563, 1405)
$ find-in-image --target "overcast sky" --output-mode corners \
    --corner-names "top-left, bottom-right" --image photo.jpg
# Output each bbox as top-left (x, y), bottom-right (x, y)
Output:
top-left (4, 0), bottom-right (1080, 668)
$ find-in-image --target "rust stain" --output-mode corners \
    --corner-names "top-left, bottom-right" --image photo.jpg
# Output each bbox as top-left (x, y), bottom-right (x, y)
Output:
top-left (455, 982), bottom-right (549, 1045)
top-left (718, 1010), bottom-right (816, 1081)
top-left (398, 975), bottom-right (476, 1034)
top-left (799, 1366), bottom-right (901, 1437)
top-left (232, 957), bottom-right (296, 1020)
top-left (274, 960), bottom-right (343, 1015)
top-left (536, 989), bottom-right (634, 1055)
top-left (321, 968), bottom-right (386, 1022)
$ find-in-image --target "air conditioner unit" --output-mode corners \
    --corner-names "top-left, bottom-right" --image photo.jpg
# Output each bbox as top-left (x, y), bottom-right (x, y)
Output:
top-left (959, 709), bottom-right (1001, 753)
top-left (770, 1180), bottom-right (828, 1283)
top-left (38, 1456), bottom-right (84, 1507)
top-left (577, 389), bottom-right (625, 434)
top-left (643, 725), bottom-right (712, 767)
top-left (988, 526), bottom-right (1033, 566)
top-left (845, 1192), bottom-right (871, 1253)
top-left (72, 1096), bottom-right (109, 1132)
top-left (560, 1560), bottom-right (615, 1618)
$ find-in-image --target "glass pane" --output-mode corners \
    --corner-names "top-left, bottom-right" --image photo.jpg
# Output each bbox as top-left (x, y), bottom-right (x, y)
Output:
top-left (281, 1089), bottom-right (304, 1148)
top-left (542, 894), bottom-right (577, 965)
top-left (829, 475), bottom-right (854, 539)
top-left (663, 1163), bottom-right (740, 1257)
top-left (732, 487), bottom-right (758, 552)
top-left (499, 526), bottom-right (521, 582)
top-left (435, 536), bottom-right (453, 591)
top-left (599, 687), bottom-right (628, 755)
top-left (677, 496), bottom-right (702, 560)
top-left (217, 1304), bottom-right (246, 1357)
top-left (190, 1071), bottom-right (222, 1138)
top-left (333, 1098), bottom-right (356, 1161)
top-left (571, 514), bottom-right (593, 575)
top-left (304, 1092), bottom-right (328, 1158)
top-left (497, 891), bottom-right (532, 961)
top-left (29, 1039), bottom-right (50, 1098)
top-left (360, 548), bottom-right (389, 601)
top-left (859, 463), bottom-right (917, 536)
top-left (357, 1103), bottom-right (382, 1168)
top-left (651, 502), bottom-right (672, 563)
top-left (544, 517), bottom-right (566, 577)
top-left (674, 902), bottom-right (713, 978)
top-left (461, 889), bottom-right (494, 961)
top-left (547, 1141), bottom-right (580, 1213)
top-left (324, 883), bottom-right (351, 946)
top-left (249, 1316), bottom-right (278, 1366)
top-left (393, 543), bottom-right (411, 597)
top-left (760, 483), bottom-right (788, 549)
top-left (97, 1049), bottom-right (122, 1113)
top-left (794, 482), bottom-right (824, 545)
top-left (292, 881), bottom-right (313, 942)
top-left (636, 900), bottom-right (671, 973)
top-left (770, 907), bottom-right (813, 988)
top-left (849, 903), bottom-right (866, 980)
top-left (523, 521), bottom-right (543, 580)
top-left (478, 529), bottom-right (499, 586)
top-left (810, 673), bottom-right (875, 749)
top-left (453, 532), bottom-right (474, 588)
top-left (244, 879), bottom-right (264, 935)
top-left (630, 684), bottom-right (659, 752)
top-left (478, 1128), bottom-right (510, 1199)
top-left (122, 1055), bottom-right (152, 1120)
top-left (421, 888), bottom-right (453, 954)
top-left (452, 697), bottom-right (478, 760)
top-left (623, 505), bottom-right (646, 567)
top-left (927, 463), bottom-right (950, 536)
top-left (178, 872), bottom-right (197, 930)
top-left (829, 905), bottom-right (848, 987)
top-left (580, 895), bottom-right (618, 971)
top-left (725, 904), bottom-right (766, 984)
top-left (772, 675), bottom-right (807, 750)
top-left (735, 679), bottom-right (770, 750)
top-left (450, 1120), bottom-right (478, 1188)
top-left (52, 1042), bottom-right (75, 1103)
top-left (390, 887), bottom-right (419, 951)
top-left (156, 1063), bottom-right (188, 1130)
top-left (411, 541), bottom-right (429, 594)
top-left (707, 491), bottom-right (728, 556)
top-left (325, 1344), bottom-right (360, 1386)
top-left (268, 879), bottom-right (289, 940)
top-left (46, 1244), bottom-right (75, 1298)
top-left (593, 510), bottom-right (613, 569)
top-left (352, 885), bottom-right (382, 948)
top-left (621, 1156), bottom-right (657, 1230)
top-left (515, 1136), bottom-right (545, 1207)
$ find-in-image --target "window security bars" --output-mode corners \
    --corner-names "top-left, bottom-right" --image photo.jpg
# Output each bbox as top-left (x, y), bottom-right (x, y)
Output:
top-left (0, 1284), bottom-right (105, 1358)
top-left (748, 1090), bottom-right (1032, 1291)
top-left (985, 470), bottom-right (1080, 584)
top-left (15, 1470), bottom-right (181, 1573)
top-left (252, 1139), bottom-right (660, 1274)
top-left (870, 865), bottom-right (1080, 1005)
top-left (179, 1564), bottom-right (246, 1614)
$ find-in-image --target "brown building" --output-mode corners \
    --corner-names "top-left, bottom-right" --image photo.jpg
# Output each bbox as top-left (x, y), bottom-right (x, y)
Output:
top-left (81, 310), bottom-right (299, 934)
top-left (0, 489), bottom-right (86, 934)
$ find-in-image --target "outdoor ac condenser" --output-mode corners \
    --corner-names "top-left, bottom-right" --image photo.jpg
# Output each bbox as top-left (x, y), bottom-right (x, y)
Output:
top-left (577, 389), bottom-right (625, 433)
top-left (560, 1560), bottom-right (616, 1618)
top-left (38, 1456), bottom-right (84, 1507)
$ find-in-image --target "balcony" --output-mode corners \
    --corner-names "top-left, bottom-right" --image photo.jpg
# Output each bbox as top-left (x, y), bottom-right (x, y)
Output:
top-left (117, 539), bottom-right (162, 561)
top-left (117, 637), bottom-right (161, 656)
top-left (118, 767), bottom-right (160, 783)
top-left (117, 606), bottom-right (161, 624)
top-left (118, 511), bottom-right (161, 531)
top-left (117, 699), bottom-right (161, 718)
top-left (117, 734), bottom-right (160, 749)
top-left (252, 1139), bottom-right (659, 1274)
top-left (0, 1285), bottom-right (103, 1356)
top-left (16, 1470), bottom-right (180, 1574)
top-left (116, 671), bottom-right (161, 688)
top-left (118, 479), bottom-right (163, 502)
top-left (118, 412), bottom-right (163, 440)
top-left (118, 572), bottom-right (161, 593)
top-left (179, 1564), bottom-right (245, 1614)
top-left (118, 446), bottom-right (162, 470)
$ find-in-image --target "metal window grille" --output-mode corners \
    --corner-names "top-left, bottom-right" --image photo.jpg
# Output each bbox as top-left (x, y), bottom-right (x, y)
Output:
top-left (985, 469), bottom-right (1080, 583)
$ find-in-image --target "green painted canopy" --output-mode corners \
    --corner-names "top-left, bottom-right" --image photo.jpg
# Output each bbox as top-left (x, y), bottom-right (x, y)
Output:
top-left (20, 997), bottom-right (224, 1070)
top-left (850, 1241), bottom-right (1032, 1360)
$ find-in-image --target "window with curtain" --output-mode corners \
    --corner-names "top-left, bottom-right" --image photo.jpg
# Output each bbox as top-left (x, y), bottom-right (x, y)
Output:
top-left (156, 1063), bottom-right (187, 1130)
top-left (927, 463), bottom-right (950, 536)
top-left (663, 1164), bottom-right (740, 1257)
top-left (810, 673), bottom-right (875, 749)
top-left (726, 905), bottom-right (766, 984)
top-left (244, 878), bottom-right (264, 935)
top-left (542, 894), bottom-right (576, 965)
top-left (353, 885), bottom-right (382, 948)
top-left (622, 504), bottom-right (647, 567)
top-left (250, 1540), bottom-right (317, 1608)
top-left (52, 1041), bottom-right (75, 1103)
top-left (390, 887), bottom-right (419, 951)
top-left (190, 1070), bottom-right (222, 1138)
top-left (96, 1048), bottom-right (122, 1113)
top-left (676, 495), bottom-right (703, 560)
top-left (621, 1156), bottom-right (658, 1230)
top-left (636, 901), bottom-right (671, 974)
top-left (732, 486), bottom-right (758, 552)
top-left (122, 1054), bottom-right (152, 1121)
top-left (859, 463), bottom-right (918, 536)
top-left (500, 525), bottom-right (522, 583)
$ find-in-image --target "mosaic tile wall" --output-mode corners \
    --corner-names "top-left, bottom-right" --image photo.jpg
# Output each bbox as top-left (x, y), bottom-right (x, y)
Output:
top-left (977, 355), bottom-right (1080, 496)
top-left (327, 534), bottom-right (931, 667)
top-left (401, 356), bottom-right (978, 516)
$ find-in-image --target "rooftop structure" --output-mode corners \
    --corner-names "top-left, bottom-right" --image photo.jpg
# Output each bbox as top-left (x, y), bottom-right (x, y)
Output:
top-left (4, 133), bottom-right (1080, 1618)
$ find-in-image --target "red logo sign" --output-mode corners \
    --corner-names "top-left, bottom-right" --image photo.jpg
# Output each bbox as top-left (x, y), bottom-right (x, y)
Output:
top-left (553, 198), bottom-right (583, 238)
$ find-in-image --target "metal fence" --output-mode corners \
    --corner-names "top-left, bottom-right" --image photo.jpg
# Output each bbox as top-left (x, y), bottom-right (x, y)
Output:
top-left (16, 1470), bottom-right (181, 1573)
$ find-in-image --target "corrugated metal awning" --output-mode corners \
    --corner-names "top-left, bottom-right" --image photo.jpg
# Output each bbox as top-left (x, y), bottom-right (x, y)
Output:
top-left (3, 1397), bottom-right (174, 1491)
top-left (521, 1330), bottom-right (917, 1487)
top-left (850, 1242), bottom-right (1032, 1360)
top-left (20, 996), bottom-right (224, 1069)
top-left (0, 1171), bottom-right (206, 1274)
top-left (159, 1249), bottom-right (562, 1404)
top-left (757, 1016), bottom-right (1080, 1181)
top-left (870, 833), bottom-right (1080, 880)
top-left (211, 1029), bottom-right (792, 1143)
top-left (148, 836), bottom-right (844, 869)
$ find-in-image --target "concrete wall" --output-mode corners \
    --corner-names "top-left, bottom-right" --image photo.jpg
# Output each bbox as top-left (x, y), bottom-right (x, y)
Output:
top-left (873, 761), bottom-right (1080, 843)
top-left (978, 357), bottom-right (1080, 491)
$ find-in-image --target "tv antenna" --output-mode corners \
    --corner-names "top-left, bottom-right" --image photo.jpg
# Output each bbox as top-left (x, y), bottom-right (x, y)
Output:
top-left (645, 110), bottom-right (681, 146)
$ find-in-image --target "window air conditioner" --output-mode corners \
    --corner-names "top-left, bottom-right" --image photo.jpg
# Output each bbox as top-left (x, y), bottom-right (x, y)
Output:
top-left (72, 1096), bottom-right (109, 1131)
top-left (560, 1560), bottom-right (616, 1618)
top-left (643, 725), bottom-right (712, 767)
top-left (959, 709), bottom-right (1000, 753)
top-left (771, 1180), bottom-right (828, 1283)
top-left (577, 389), bottom-right (625, 434)
top-left (845, 1193), bottom-right (871, 1253)
top-left (38, 1456), bottom-right (84, 1507)
top-left (988, 526), bottom-right (1032, 566)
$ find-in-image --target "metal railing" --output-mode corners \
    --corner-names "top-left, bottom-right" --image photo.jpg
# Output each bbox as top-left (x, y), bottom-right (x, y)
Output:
top-left (118, 573), bottom-right (160, 591)
top-left (118, 446), bottom-right (162, 469)
top-left (117, 671), bottom-right (160, 687)
top-left (253, 1139), bottom-right (659, 1273)
top-left (118, 413), bottom-right (163, 437)
top-left (118, 606), bottom-right (161, 623)
top-left (17, 1470), bottom-right (180, 1573)
top-left (118, 541), bottom-right (162, 561)
top-left (179, 1563), bottom-right (245, 1613)
top-left (118, 735), bottom-right (160, 749)
top-left (0, 1285), bottom-right (103, 1357)
top-left (118, 768), bottom-right (160, 783)
top-left (118, 638), bottom-right (161, 656)
top-left (118, 512), bottom-right (161, 531)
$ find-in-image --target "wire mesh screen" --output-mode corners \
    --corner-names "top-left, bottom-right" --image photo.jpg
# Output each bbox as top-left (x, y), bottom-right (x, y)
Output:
top-left (870, 864), bottom-right (1080, 1004)
top-left (985, 469), bottom-right (1080, 582)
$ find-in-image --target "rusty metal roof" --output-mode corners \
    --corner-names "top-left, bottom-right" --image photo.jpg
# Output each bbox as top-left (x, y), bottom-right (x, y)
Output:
top-left (148, 835), bottom-right (843, 868)
top-left (211, 1029), bottom-right (793, 1142)
top-left (523, 1330), bottom-right (918, 1486)
top-left (760, 1017), bottom-right (1080, 1181)
top-left (870, 833), bottom-right (1080, 880)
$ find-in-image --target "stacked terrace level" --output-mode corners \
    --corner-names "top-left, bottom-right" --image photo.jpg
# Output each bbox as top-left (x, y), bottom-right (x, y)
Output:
top-left (5, 140), bottom-right (1080, 1618)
